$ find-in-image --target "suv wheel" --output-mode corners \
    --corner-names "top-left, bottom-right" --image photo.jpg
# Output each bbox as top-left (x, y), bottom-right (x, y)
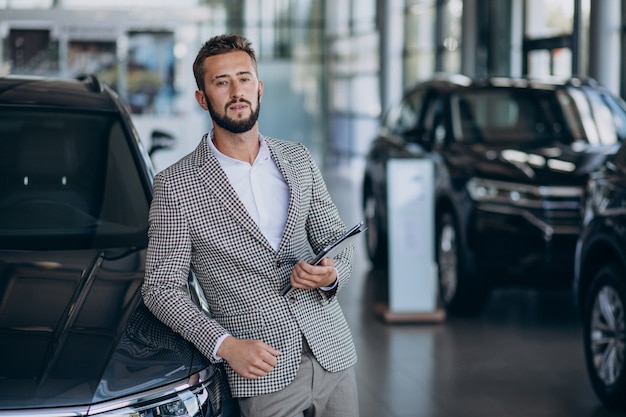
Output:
top-left (583, 263), bottom-right (626, 411)
top-left (436, 211), bottom-right (489, 314)
top-left (364, 190), bottom-right (388, 266)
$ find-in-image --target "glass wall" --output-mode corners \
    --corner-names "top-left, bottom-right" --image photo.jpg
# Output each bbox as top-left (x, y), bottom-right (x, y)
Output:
top-left (0, 0), bottom-right (328, 170)
top-left (326, 0), bottom-right (379, 166)
top-left (211, 0), bottom-right (326, 161)
top-left (404, 0), bottom-right (462, 88)
top-left (524, 0), bottom-right (590, 78)
top-left (404, 0), bottom-right (437, 88)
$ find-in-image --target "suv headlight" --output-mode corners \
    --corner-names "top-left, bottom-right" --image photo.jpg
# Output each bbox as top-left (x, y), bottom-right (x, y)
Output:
top-left (91, 377), bottom-right (211, 417)
top-left (467, 178), bottom-right (583, 210)
top-left (466, 177), bottom-right (582, 209)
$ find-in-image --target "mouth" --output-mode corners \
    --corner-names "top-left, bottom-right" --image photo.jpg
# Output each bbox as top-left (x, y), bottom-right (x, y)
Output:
top-left (228, 100), bottom-right (250, 113)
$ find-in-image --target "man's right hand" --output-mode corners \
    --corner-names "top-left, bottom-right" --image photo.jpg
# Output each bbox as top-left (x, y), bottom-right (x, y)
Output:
top-left (217, 336), bottom-right (281, 379)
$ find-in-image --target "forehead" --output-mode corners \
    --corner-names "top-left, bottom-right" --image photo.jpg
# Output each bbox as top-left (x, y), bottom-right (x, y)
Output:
top-left (202, 50), bottom-right (257, 80)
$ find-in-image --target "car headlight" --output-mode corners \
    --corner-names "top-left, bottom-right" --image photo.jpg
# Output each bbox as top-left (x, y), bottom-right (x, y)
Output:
top-left (91, 377), bottom-right (211, 417)
top-left (466, 177), bottom-right (582, 210)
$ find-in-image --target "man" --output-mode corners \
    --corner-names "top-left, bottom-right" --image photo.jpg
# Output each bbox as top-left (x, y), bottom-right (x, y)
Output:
top-left (141, 33), bottom-right (359, 417)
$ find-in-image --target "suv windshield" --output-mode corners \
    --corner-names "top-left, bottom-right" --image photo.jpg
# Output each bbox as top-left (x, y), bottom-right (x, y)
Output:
top-left (452, 89), bottom-right (565, 145)
top-left (0, 110), bottom-right (150, 250)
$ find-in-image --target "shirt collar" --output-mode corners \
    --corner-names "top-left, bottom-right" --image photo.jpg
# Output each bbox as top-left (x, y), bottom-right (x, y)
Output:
top-left (207, 130), bottom-right (270, 166)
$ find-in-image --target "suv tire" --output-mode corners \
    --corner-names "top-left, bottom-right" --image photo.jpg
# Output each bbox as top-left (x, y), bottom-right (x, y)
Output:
top-left (364, 189), bottom-right (388, 266)
top-left (436, 211), bottom-right (490, 314)
top-left (583, 263), bottom-right (626, 411)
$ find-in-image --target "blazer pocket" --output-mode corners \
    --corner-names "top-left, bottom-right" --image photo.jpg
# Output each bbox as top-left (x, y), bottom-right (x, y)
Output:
top-left (213, 310), bottom-right (265, 339)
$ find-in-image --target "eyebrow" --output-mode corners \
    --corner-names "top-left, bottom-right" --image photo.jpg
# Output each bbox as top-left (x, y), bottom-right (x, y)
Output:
top-left (212, 70), bottom-right (253, 81)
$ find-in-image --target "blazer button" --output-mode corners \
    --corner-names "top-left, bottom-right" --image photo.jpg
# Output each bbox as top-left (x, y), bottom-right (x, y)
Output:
top-left (289, 296), bottom-right (296, 304)
top-left (276, 260), bottom-right (281, 268)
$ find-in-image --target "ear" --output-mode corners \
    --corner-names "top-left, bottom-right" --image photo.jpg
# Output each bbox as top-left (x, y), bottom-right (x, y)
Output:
top-left (258, 80), bottom-right (264, 102)
top-left (195, 90), bottom-right (208, 110)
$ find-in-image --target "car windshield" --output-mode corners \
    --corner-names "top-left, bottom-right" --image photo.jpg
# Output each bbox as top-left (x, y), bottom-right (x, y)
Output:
top-left (0, 110), bottom-right (150, 250)
top-left (452, 89), bottom-right (566, 145)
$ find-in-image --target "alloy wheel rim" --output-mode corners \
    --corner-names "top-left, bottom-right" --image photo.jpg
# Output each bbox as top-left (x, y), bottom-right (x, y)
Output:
top-left (439, 222), bottom-right (458, 303)
top-left (590, 285), bottom-right (626, 385)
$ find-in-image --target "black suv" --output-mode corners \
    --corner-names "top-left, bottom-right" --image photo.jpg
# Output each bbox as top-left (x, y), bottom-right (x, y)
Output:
top-left (0, 76), bottom-right (236, 416)
top-left (574, 140), bottom-right (626, 411)
top-left (363, 75), bottom-right (626, 314)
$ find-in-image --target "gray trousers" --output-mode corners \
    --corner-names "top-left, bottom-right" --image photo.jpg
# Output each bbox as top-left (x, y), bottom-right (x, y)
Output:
top-left (238, 340), bottom-right (358, 417)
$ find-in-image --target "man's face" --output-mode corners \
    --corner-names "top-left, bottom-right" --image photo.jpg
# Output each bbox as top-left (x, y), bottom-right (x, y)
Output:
top-left (196, 51), bottom-right (263, 134)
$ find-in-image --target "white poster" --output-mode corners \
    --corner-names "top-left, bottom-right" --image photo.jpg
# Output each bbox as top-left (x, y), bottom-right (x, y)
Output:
top-left (387, 158), bottom-right (437, 313)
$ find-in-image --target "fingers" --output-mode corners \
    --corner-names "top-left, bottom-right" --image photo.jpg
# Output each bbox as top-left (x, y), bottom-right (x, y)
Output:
top-left (289, 259), bottom-right (336, 290)
top-left (241, 343), bottom-right (280, 379)
top-left (224, 338), bottom-right (281, 380)
top-left (248, 347), bottom-right (279, 376)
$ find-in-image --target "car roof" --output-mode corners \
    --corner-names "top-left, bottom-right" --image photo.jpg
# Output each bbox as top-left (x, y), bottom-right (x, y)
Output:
top-left (411, 73), bottom-right (602, 93)
top-left (0, 74), bottom-right (120, 112)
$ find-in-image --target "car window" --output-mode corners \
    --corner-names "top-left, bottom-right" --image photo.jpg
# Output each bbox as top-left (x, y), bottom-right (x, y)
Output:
top-left (588, 88), bottom-right (626, 144)
top-left (385, 89), bottom-right (425, 136)
top-left (0, 110), bottom-right (150, 250)
top-left (422, 96), bottom-right (447, 147)
top-left (563, 86), bottom-right (626, 145)
top-left (451, 89), bottom-right (565, 144)
top-left (558, 89), bottom-right (586, 142)
top-left (603, 92), bottom-right (626, 141)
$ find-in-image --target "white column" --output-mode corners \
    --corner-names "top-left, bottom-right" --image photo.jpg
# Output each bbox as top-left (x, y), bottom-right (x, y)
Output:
top-left (589, 0), bottom-right (621, 95)
top-left (461, 0), bottom-right (477, 76)
top-left (379, 0), bottom-right (404, 112)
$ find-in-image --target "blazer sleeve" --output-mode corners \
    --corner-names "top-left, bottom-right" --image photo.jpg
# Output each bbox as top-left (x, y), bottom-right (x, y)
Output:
top-left (142, 172), bottom-right (229, 362)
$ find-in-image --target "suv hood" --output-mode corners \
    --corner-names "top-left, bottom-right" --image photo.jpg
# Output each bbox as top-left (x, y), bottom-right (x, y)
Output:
top-left (456, 141), bottom-right (617, 185)
top-left (0, 248), bottom-right (207, 411)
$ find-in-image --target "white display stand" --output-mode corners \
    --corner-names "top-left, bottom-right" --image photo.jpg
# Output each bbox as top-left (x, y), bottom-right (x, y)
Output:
top-left (379, 158), bottom-right (445, 323)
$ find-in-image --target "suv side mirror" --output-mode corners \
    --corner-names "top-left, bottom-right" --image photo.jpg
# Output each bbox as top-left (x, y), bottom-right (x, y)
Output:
top-left (149, 129), bottom-right (176, 156)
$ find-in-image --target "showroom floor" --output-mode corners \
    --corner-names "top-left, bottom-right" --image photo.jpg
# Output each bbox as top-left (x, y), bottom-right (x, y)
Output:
top-left (324, 161), bottom-right (624, 417)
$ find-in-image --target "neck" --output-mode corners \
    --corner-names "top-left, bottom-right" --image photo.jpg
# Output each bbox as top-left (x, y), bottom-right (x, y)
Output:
top-left (212, 126), bottom-right (260, 164)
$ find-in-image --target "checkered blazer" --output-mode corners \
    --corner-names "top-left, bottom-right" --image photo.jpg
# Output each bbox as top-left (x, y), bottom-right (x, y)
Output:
top-left (142, 135), bottom-right (357, 398)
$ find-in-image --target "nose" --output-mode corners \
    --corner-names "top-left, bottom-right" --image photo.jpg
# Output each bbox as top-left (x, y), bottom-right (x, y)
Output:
top-left (231, 83), bottom-right (244, 99)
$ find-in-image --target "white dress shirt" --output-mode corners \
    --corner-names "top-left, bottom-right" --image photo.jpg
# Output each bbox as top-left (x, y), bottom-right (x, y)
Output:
top-left (208, 132), bottom-right (289, 251)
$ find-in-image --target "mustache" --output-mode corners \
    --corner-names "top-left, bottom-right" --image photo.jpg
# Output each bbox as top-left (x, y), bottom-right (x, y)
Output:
top-left (225, 98), bottom-right (252, 110)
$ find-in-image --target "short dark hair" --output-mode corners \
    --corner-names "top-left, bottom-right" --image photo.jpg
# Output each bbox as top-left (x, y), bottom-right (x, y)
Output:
top-left (193, 33), bottom-right (258, 91)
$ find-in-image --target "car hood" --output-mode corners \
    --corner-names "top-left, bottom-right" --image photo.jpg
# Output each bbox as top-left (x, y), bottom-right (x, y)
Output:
top-left (0, 248), bottom-right (208, 411)
top-left (447, 141), bottom-right (618, 185)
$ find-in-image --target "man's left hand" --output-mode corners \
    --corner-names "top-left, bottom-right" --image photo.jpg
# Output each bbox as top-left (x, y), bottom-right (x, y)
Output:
top-left (289, 258), bottom-right (337, 290)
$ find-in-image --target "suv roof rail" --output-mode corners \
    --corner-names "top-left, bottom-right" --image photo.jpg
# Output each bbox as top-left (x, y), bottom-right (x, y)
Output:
top-left (76, 73), bottom-right (104, 93)
top-left (566, 76), bottom-right (598, 88)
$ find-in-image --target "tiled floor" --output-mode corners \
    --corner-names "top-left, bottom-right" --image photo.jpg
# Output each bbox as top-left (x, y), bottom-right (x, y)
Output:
top-left (324, 161), bottom-right (624, 417)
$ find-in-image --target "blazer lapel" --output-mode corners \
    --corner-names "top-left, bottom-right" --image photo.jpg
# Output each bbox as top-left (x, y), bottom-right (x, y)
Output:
top-left (266, 141), bottom-right (301, 254)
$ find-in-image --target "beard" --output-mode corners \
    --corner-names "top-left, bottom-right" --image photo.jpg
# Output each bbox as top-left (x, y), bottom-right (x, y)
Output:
top-left (206, 92), bottom-right (261, 134)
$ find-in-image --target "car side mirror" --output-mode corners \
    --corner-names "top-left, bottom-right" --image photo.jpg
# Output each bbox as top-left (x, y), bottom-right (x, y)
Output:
top-left (148, 129), bottom-right (176, 157)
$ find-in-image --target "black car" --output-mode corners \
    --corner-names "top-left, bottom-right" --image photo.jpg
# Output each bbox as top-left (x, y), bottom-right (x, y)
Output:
top-left (574, 140), bottom-right (626, 411)
top-left (363, 75), bottom-right (626, 314)
top-left (0, 75), bottom-right (236, 416)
